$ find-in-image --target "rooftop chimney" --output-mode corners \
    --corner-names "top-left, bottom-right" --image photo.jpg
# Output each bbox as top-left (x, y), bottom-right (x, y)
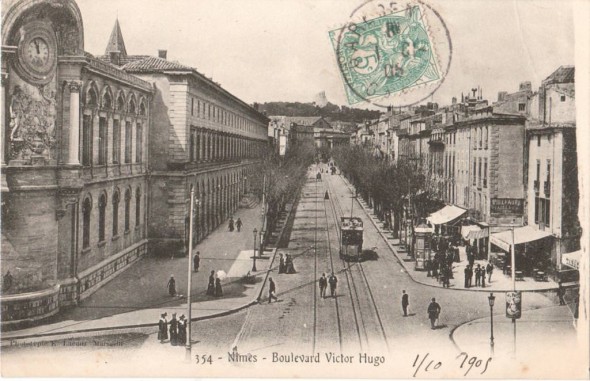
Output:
top-left (158, 50), bottom-right (168, 59)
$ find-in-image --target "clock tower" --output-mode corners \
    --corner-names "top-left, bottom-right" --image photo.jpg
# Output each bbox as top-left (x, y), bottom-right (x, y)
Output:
top-left (1, 0), bottom-right (85, 325)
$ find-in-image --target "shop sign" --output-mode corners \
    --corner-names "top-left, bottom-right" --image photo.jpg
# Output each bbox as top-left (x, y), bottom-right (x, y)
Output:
top-left (505, 291), bottom-right (522, 319)
top-left (490, 198), bottom-right (524, 216)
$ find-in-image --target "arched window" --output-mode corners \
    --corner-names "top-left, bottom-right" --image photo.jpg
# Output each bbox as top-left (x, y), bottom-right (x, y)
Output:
top-left (117, 95), bottom-right (125, 112)
top-left (112, 190), bottom-right (120, 236)
top-left (86, 88), bottom-right (98, 108)
top-left (82, 197), bottom-right (92, 249)
top-left (103, 91), bottom-right (112, 110)
top-left (125, 189), bottom-right (131, 232)
top-left (128, 99), bottom-right (136, 115)
top-left (135, 187), bottom-right (141, 227)
top-left (139, 102), bottom-right (147, 116)
top-left (98, 193), bottom-right (107, 242)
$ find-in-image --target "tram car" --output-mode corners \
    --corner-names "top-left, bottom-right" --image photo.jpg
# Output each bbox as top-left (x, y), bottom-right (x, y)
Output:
top-left (339, 217), bottom-right (364, 261)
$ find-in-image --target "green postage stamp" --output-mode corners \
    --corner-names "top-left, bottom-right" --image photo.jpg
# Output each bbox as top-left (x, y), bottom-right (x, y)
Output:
top-left (329, 5), bottom-right (442, 105)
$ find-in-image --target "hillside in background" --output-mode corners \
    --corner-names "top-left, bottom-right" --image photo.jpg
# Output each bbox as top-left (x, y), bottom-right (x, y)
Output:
top-left (258, 102), bottom-right (381, 124)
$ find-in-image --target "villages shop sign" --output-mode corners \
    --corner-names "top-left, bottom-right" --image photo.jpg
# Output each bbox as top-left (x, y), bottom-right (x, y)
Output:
top-left (490, 198), bottom-right (524, 216)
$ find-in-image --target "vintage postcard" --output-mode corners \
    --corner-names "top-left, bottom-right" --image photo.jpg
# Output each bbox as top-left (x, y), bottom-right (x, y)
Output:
top-left (1, 0), bottom-right (588, 378)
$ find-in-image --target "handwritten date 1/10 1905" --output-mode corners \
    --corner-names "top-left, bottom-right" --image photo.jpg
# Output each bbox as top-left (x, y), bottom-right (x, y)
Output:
top-left (412, 352), bottom-right (492, 377)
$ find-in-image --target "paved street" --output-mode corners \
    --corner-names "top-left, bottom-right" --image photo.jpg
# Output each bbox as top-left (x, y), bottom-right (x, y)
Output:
top-left (1, 167), bottom-right (579, 378)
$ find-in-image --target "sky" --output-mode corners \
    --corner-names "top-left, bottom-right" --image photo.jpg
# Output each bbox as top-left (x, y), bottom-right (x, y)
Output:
top-left (76, 0), bottom-right (575, 109)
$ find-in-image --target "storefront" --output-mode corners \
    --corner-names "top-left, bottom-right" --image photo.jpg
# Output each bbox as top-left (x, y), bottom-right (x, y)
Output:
top-left (427, 205), bottom-right (467, 236)
top-left (460, 222), bottom-right (489, 259)
top-left (490, 226), bottom-right (553, 276)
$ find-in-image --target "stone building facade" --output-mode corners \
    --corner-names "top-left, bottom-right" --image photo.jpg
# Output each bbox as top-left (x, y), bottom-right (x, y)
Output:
top-left (0, 0), bottom-right (268, 326)
top-left (1, 0), bottom-right (152, 326)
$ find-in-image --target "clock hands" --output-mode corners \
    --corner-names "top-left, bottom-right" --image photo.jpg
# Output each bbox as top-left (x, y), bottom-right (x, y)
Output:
top-left (34, 39), bottom-right (40, 54)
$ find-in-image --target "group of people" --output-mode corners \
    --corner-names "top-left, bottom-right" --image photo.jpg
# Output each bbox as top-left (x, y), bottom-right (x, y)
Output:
top-left (278, 253), bottom-right (296, 274)
top-left (464, 262), bottom-right (494, 288)
top-left (318, 272), bottom-right (338, 298)
top-left (228, 217), bottom-right (243, 232)
top-left (206, 270), bottom-right (223, 297)
top-left (427, 236), bottom-right (460, 288)
top-left (158, 312), bottom-right (188, 345)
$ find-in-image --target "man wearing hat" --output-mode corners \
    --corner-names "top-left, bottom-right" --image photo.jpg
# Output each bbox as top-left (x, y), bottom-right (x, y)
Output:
top-left (169, 313), bottom-right (178, 346)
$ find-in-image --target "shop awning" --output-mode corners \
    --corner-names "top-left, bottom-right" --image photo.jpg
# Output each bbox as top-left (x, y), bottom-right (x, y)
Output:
top-left (427, 205), bottom-right (467, 226)
top-left (561, 250), bottom-right (581, 270)
top-left (461, 225), bottom-right (488, 240)
top-left (490, 226), bottom-right (553, 252)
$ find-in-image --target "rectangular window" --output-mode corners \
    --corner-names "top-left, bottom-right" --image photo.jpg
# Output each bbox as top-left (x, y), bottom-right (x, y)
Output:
top-left (518, 103), bottom-right (525, 112)
top-left (136, 123), bottom-right (143, 163)
top-left (537, 135), bottom-right (541, 147)
top-left (473, 160), bottom-right (477, 186)
top-left (560, 95), bottom-right (566, 102)
top-left (82, 115), bottom-right (92, 166)
top-left (534, 197), bottom-right (539, 223)
top-left (478, 158), bottom-right (482, 188)
top-left (191, 98), bottom-right (194, 116)
top-left (546, 160), bottom-right (551, 183)
top-left (112, 119), bottom-right (120, 164)
top-left (536, 160), bottom-right (540, 181)
top-left (190, 128), bottom-right (196, 162)
top-left (98, 117), bottom-right (107, 165)
top-left (208, 104), bottom-right (211, 119)
top-left (543, 199), bottom-right (550, 226)
top-left (125, 121), bottom-right (132, 164)
top-left (483, 158), bottom-right (488, 188)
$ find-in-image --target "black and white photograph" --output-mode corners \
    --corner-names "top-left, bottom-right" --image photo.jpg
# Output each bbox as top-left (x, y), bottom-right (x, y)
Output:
top-left (0, 0), bottom-right (588, 378)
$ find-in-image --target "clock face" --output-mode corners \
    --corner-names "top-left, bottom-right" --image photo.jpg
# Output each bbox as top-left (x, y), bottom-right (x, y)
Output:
top-left (14, 22), bottom-right (57, 85)
top-left (26, 37), bottom-right (50, 69)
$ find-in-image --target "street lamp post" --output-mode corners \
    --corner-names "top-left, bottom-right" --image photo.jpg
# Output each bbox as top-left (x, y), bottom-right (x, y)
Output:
top-left (260, 229), bottom-right (265, 259)
top-left (252, 228), bottom-right (258, 272)
top-left (488, 292), bottom-right (495, 356)
top-left (185, 189), bottom-right (197, 361)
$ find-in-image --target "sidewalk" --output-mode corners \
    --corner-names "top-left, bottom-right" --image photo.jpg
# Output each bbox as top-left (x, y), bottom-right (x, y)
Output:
top-left (450, 304), bottom-right (581, 377)
top-left (1, 201), bottom-right (278, 342)
top-left (339, 175), bottom-right (559, 293)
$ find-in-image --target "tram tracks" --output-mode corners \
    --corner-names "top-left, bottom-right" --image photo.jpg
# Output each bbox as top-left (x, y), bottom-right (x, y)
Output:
top-left (324, 176), bottom-right (390, 353)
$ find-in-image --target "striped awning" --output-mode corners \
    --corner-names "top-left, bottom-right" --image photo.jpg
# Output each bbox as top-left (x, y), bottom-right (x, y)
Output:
top-left (427, 205), bottom-right (467, 226)
top-left (461, 225), bottom-right (488, 240)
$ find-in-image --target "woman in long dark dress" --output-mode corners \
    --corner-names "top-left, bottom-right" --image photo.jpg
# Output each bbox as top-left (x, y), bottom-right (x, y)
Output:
top-left (158, 312), bottom-right (168, 343)
top-left (228, 218), bottom-right (234, 232)
top-left (177, 315), bottom-right (187, 346)
top-left (167, 275), bottom-right (176, 296)
top-left (206, 270), bottom-right (215, 296)
top-left (169, 313), bottom-right (178, 346)
top-left (215, 278), bottom-right (223, 297)
top-left (278, 253), bottom-right (285, 274)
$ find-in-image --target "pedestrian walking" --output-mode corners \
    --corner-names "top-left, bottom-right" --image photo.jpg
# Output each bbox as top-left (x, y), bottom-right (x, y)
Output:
top-left (236, 218), bottom-right (243, 232)
top-left (481, 268), bottom-right (486, 287)
top-left (177, 314), bottom-right (187, 346)
top-left (319, 273), bottom-right (327, 299)
top-left (214, 277), bottom-right (223, 297)
top-left (285, 254), bottom-right (296, 274)
top-left (427, 298), bottom-right (441, 330)
top-left (3, 270), bottom-right (14, 292)
top-left (228, 217), bottom-right (235, 232)
top-left (328, 272), bottom-right (338, 297)
top-left (475, 265), bottom-right (481, 287)
top-left (193, 251), bottom-right (200, 272)
top-left (278, 253), bottom-right (286, 274)
top-left (443, 267), bottom-right (451, 288)
top-left (268, 277), bottom-right (278, 303)
top-left (167, 275), bottom-right (177, 297)
top-left (464, 266), bottom-right (470, 288)
top-left (206, 270), bottom-right (215, 296)
top-left (158, 312), bottom-right (168, 343)
top-left (324, 191), bottom-right (329, 200)
top-left (401, 290), bottom-right (409, 316)
top-left (486, 262), bottom-right (494, 283)
top-left (468, 265), bottom-right (473, 287)
top-left (169, 313), bottom-right (178, 346)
